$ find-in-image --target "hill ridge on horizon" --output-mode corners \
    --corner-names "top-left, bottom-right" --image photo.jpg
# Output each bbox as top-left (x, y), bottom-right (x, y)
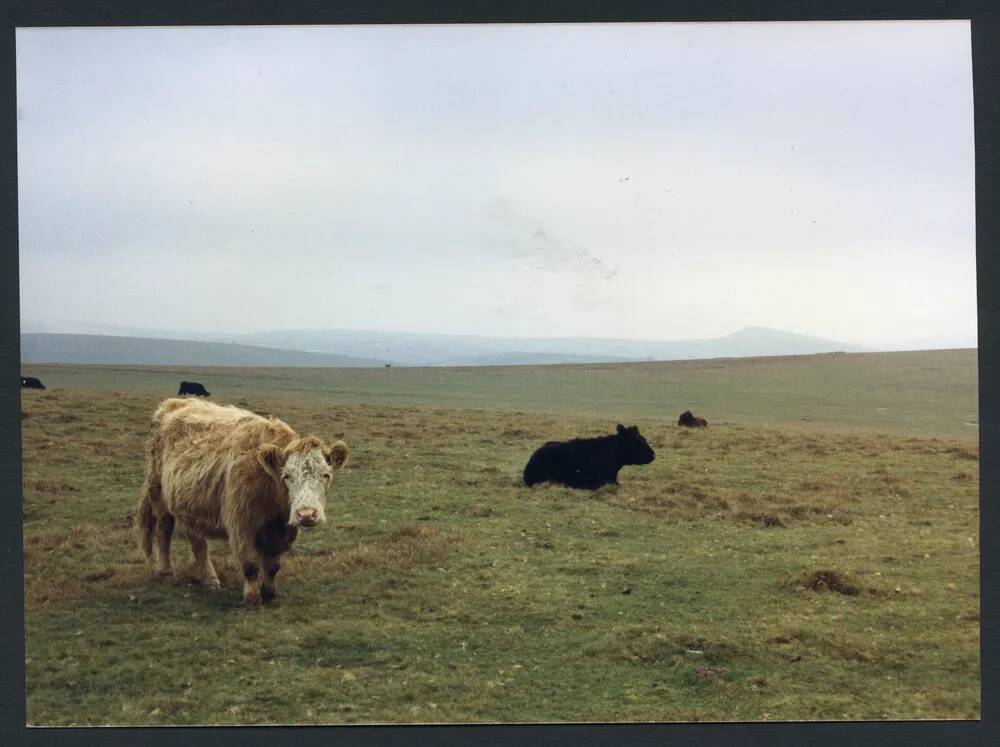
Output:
top-left (20, 333), bottom-right (386, 368)
top-left (186, 324), bottom-right (868, 366)
top-left (19, 324), bottom-right (877, 368)
top-left (22, 319), bottom-right (849, 345)
top-left (217, 323), bottom-right (845, 345)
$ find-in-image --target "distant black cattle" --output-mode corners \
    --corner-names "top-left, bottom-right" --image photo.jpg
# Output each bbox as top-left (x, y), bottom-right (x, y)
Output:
top-left (678, 410), bottom-right (707, 428)
top-left (523, 424), bottom-right (656, 490)
top-left (385, 364), bottom-right (392, 368)
top-left (21, 376), bottom-right (45, 390)
top-left (178, 381), bottom-right (210, 397)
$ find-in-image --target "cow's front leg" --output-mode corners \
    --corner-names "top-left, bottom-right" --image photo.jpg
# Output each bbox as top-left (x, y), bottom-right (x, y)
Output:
top-left (260, 556), bottom-right (281, 603)
top-left (256, 523), bottom-right (297, 604)
top-left (236, 549), bottom-right (265, 610)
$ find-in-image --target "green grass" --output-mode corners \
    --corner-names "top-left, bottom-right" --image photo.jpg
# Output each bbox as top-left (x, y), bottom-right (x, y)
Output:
top-left (24, 348), bottom-right (979, 435)
top-left (20, 350), bottom-right (980, 724)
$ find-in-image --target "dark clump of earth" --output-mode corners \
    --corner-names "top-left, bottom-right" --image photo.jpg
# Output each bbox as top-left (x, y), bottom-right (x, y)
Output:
top-left (802, 570), bottom-right (860, 596)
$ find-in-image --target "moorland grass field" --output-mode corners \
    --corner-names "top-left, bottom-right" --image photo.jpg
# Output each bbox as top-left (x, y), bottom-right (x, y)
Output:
top-left (20, 350), bottom-right (980, 724)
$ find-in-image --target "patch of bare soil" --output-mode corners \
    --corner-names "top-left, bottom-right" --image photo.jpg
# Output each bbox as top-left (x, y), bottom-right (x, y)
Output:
top-left (694, 666), bottom-right (727, 679)
top-left (734, 512), bottom-right (786, 528)
top-left (800, 570), bottom-right (860, 596)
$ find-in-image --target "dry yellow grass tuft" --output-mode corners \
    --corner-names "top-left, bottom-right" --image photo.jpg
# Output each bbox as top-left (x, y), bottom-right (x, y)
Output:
top-left (296, 525), bottom-right (457, 577)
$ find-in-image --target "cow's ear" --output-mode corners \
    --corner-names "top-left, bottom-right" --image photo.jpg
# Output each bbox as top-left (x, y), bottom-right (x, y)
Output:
top-left (257, 444), bottom-right (285, 478)
top-left (324, 440), bottom-right (349, 470)
top-left (616, 424), bottom-right (626, 434)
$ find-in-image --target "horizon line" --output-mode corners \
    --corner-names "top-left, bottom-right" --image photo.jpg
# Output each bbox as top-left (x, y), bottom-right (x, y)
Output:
top-left (19, 321), bottom-right (865, 346)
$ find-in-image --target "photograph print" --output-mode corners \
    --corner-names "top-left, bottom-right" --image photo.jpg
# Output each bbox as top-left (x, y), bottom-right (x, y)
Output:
top-left (17, 20), bottom-right (978, 725)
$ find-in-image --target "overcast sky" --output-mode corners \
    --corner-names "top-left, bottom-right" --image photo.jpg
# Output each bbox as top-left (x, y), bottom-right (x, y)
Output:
top-left (16, 21), bottom-right (976, 349)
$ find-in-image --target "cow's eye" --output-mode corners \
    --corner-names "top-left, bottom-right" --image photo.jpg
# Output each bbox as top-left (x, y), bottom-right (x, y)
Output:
top-left (282, 474), bottom-right (291, 482)
top-left (322, 473), bottom-right (331, 481)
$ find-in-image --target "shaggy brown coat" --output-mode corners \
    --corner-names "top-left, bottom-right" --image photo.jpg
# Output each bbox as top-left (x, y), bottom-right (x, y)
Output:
top-left (137, 397), bottom-right (348, 609)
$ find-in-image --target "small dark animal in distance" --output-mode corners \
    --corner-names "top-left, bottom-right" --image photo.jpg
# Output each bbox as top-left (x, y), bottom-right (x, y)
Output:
top-left (523, 424), bottom-right (656, 490)
top-left (21, 376), bottom-right (45, 390)
top-left (178, 381), bottom-right (210, 397)
top-left (678, 410), bottom-right (707, 428)
top-left (385, 363), bottom-right (392, 368)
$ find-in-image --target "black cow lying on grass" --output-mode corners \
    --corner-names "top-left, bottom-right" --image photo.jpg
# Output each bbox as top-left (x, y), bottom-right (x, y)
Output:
top-left (178, 381), bottom-right (210, 397)
top-left (21, 376), bottom-right (45, 390)
top-left (523, 424), bottom-right (656, 490)
top-left (678, 410), bottom-right (707, 428)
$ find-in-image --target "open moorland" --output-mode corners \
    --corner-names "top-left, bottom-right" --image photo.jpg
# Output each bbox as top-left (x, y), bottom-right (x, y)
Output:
top-left (20, 350), bottom-right (980, 724)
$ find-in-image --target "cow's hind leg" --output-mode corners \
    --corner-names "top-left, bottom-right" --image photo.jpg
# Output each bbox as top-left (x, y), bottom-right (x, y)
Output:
top-left (187, 533), bottom-right (221, 589)
top-left (155, 512), bottom-right (176, 576)
top-left (138, 469), bottom-right (163, 563)
top-left (137, 491), bottom-right (156, 562)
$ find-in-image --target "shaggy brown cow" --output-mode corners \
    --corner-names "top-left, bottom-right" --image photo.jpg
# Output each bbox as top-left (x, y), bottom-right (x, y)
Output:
top-left (137, 398), bottom-right (348, 609)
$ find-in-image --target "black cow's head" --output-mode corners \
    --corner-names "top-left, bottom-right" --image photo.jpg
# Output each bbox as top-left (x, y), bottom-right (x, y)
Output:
top-left (616, 424), bottom-right (656, 465)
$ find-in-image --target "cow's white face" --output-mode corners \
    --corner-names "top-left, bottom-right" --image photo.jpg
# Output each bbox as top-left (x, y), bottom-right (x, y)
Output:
top-left (282, 450), bottom-right (333, 527)
top-left (258, 439), bottom-right (349, 527)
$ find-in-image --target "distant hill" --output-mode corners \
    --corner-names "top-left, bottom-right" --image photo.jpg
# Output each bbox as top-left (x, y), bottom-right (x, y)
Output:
top-left (442, 352), bottom-right (638, 366)
top-left (216, 325), bottom-right (866, 366)
top-left (19, 325), bottom-right (868, 367)
top-left (20, 334), bottom-right (385, 368)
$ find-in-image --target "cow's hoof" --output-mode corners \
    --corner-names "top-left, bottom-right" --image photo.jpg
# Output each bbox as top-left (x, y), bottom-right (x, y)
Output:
top-left (242, 594), bottom-right (262, 611)
top-left (261, 587), bottom-right (277, 603)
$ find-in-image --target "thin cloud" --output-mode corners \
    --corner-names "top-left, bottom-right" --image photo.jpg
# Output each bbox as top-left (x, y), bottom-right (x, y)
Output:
top-left (16, 22), bottom-right (975, 347)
